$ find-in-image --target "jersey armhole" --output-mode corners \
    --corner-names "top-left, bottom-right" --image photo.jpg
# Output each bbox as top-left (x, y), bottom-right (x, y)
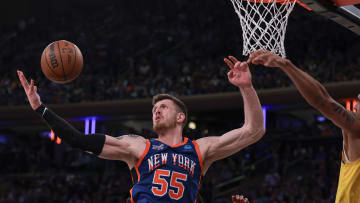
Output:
top-left (132, 139), bottom-right (150, 182)
top-left (192, 140), bottom-right (204, 176)
top-left (135, 139), bottom-right (150, 168)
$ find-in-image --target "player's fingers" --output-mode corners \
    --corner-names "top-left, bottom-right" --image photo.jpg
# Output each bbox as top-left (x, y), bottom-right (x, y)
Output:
top-left (17, 70), bottom-right (30, 90)
top-left (227, 70), bottom-right (233, 78)
top-left (264, 58), bottom-right (273, 67)
top-left (234, 62), bottom-right (244, 72)
top-left (232, 195), bottom-right (236, 201)
top-left (234, 61), bottom-right (241, 70)
top-left (239, 62), bottom-right (249, 71)
top-left (224, 58), bottom-right (234, 69)
top-left (245, 198), bottom-right (249, 203)
top-left (249, 50), bottom-right (267, 62)
top-left (263, 52), bottom-right (277, 66)
top-left (34, 86), bottom-right (38, 93)
top-left (248, 50), bottom-right (260, 61)
top-left (252, 56), bottom-right (265, 65)
top-left (30, 79), bottom-right (35, 92)
top-left (229, 56), bottom-right (239, 64)
top-left (254, 51), bottom-right (272, 64)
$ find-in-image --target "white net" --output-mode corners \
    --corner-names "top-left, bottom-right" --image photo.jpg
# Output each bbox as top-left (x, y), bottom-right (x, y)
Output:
top-left (230, 0), bottom-right (296, 58)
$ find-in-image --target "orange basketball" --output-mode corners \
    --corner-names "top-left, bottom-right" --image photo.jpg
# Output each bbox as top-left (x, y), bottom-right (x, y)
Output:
top-left (40, 40), bottom-right (83, 84)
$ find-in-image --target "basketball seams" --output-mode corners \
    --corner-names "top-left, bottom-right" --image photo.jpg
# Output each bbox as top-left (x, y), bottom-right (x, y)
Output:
top-left (67, 44), bottom-right (83, 82)
top-left (43, 44), bottom-right (62, 78)
top-left (67, 43), bottom-right (77, 78)
top-left (57, 41), bottom-right (67, 81)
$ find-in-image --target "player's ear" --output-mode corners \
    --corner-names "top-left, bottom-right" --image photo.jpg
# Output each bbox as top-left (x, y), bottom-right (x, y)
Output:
top-left (176, 112), bottom-right (185, 124)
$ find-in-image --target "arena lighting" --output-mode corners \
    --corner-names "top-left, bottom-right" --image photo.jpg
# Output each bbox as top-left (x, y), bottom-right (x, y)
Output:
top-left (343, 98), bottom-right (357, 112)
top-left (317, 116), bottom-right (326, 122)
top-left (47, 130), bottom-right (61, 144)
top-left (188, 121), bottom-right (196, 130)
top-left (84, 117), bottom-right (97, 134)
top-left (56, 137), bottom-right (61, 144)
top-left (91, 117), bottom-right (96, 134)
top-left (50, 130), bottom-right (55, 141)
top-left (262, 106), bottom-right (267, 130)
top-left (85, 119), bottom-right (89, 134)
top-left (346, 100), bottom-right (351, 111)
top-left (353, 100), bottom-right (358, 113)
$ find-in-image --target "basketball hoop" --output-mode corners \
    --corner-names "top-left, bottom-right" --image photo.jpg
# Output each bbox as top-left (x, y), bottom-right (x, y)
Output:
top-left (230, 0), bottom-right (297, 58)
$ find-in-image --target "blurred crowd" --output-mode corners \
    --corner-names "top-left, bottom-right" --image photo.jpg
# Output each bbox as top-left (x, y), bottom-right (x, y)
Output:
top-left (0, 0), bottom-right (359, 106)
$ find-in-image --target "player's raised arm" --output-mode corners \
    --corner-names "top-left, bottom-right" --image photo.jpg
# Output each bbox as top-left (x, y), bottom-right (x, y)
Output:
top-left (17, 70), bottom-right (146, 168)
top-left (248, 50), bottom-right (360, 135)
top-left (195, 57), bottom-right (265, 173)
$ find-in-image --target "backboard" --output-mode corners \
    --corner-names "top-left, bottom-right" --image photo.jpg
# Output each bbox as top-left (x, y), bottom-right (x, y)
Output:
top-left (300, 0), bottom-right (360, 35)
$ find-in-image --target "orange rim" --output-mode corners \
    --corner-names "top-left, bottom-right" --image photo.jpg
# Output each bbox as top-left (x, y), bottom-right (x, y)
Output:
top-left (241, 0), bottom-right (311, 10)
top-left (242, 0), bottom-right (296, 3)
top-left (333, 0), bottom-right (360, 6)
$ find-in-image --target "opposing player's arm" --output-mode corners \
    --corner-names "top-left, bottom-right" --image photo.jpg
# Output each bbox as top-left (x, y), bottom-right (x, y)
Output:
top-left (280, 61), bottom-right (360, 134)
top-left (196, 86), bottom-right (265, 173)
top-left (316, 96), bottom-right (360, 135)
top-left (248, 50), bottom-right (360, 136)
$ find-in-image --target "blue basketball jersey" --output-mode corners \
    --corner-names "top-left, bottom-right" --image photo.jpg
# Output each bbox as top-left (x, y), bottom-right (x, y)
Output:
top-left (129, 137), bottom-right (203, 203)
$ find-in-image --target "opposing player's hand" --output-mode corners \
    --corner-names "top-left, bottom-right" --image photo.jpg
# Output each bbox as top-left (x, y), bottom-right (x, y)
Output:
top-left (248, 50), bottom-right (288, 68)
top-left (17, 70), bottom-right (42, 110)
top-left (232, 195), bottom-right (249, 203)
top-left (224, 56), bottom-right (252, 88)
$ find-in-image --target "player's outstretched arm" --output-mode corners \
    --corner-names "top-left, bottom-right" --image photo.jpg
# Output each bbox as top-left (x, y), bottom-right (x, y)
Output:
top-left (195, 57), bottom-right (265, 173)
top-left (17, 70), bottom-right (145, 168)
top-left (17, 70), bottom-right (42, 110)
top-left (248, 50), bottom-right (360, 135)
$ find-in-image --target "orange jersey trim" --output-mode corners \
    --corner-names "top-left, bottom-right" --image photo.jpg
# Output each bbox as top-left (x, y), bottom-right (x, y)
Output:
top-left (192, 140), bottom-right (204, 176)
top-left (130, 188), bottom-right (135, 203)
top-left (135, 139), bottom-right (150, 182)
top-left (170, 137), bottom-right (189, 148)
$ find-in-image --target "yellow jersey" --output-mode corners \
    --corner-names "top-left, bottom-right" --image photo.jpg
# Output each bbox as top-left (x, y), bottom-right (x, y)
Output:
top-left (335, 151), bottom-right (360, 203)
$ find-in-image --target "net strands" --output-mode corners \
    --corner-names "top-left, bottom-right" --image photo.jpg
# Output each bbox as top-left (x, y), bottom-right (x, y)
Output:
top-left (230, 0), bottom-right (296, 57)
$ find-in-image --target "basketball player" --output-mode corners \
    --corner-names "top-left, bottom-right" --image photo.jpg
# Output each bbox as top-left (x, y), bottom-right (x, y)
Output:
top-left (248, 50), bottom-right (360, 202)
top-left (17, 56), bottom-right (265, 202)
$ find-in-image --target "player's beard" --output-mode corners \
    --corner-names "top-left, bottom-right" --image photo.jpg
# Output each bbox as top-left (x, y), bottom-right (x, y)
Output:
top-left (153, 116), bottom-right (177, 134)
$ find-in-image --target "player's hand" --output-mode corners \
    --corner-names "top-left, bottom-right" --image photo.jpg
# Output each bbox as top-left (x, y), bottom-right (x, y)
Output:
top-left (232, 195), bottom-right (249, 203)
top-left (224, 56), bottom-right (252, 88)
top-left (247, 50), bottom-right (288, 68)
top-left (17, 70), bottom-right (42, 110)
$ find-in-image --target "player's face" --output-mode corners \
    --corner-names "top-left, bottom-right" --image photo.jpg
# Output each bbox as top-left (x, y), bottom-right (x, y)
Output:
top-left (152, 99), bottom-right (178, 132)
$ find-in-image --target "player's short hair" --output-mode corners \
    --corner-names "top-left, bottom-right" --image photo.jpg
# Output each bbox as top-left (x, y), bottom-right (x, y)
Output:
top-left (152, 94), bottom-right (188, 128)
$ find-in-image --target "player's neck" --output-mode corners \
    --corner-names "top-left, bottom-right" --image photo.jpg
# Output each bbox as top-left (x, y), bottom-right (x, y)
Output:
top-left (156, 127), bottom-right (183, 146)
